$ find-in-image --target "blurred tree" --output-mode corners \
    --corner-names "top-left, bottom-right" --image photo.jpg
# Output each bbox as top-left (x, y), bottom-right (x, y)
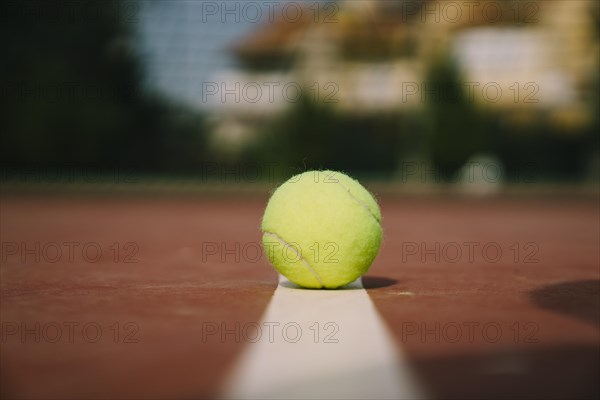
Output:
top-left (244, 93), bottom-right (402, 179)
top-left (422, 54), bottom-right (594, 182)
top-left (424, 55), bottom-right (484, 179)
top-left (488, 115), bottom-right (593, 182)
top-left (0, 0), bottom-right (206, 173)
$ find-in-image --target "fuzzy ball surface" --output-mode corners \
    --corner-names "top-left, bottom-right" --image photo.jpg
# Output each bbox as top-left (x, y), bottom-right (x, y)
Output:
top-left (261, 170), bottom-right (382, 289)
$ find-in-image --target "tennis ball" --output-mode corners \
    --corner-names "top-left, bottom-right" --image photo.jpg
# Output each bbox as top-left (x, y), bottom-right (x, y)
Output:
top-left (261, 170), bottom-right (382, 289)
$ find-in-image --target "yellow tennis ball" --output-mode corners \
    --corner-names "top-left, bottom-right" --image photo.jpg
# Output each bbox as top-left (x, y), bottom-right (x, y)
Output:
top-left (261, 170), bottom-right (382, 289)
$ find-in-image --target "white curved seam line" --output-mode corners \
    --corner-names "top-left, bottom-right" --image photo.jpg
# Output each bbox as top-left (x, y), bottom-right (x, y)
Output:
top-left (263, 231), bottom-right (325, 288)
top-left (334, 180), bottom-right (381, 226)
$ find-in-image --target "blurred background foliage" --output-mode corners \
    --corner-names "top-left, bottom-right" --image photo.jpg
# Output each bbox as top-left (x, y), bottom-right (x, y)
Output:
top-left (1, 0), bottom-right (598, 183)
top-left (242, 94), bottom-right (402, 179)
top-left (1, 0), bottom-right (207, 173)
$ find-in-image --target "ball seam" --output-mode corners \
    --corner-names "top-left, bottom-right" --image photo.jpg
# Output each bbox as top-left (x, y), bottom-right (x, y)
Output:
top-left (263, 231), bottom-right (325, 288)
top-left (333, 180), bottom-right (381, 226)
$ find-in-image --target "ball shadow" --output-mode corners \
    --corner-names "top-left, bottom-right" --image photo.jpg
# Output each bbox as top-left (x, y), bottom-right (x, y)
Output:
top-left (529, 279), bottom-right (599, 328)
top-left (361, 276), bottom-right (398, 289)
top-left (278, 276), bottom-right (397, 290)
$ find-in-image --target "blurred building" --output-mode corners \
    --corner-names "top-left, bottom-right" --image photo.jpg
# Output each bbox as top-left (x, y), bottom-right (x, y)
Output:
top-left (206, 0), bottom-right (598, 146)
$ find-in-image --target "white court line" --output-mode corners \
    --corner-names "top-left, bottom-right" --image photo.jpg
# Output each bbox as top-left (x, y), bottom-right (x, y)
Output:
top-left (223, 275), bottom-right (427, 399)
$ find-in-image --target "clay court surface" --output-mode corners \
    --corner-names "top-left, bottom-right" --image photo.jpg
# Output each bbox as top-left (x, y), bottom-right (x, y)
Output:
top-left (1, 193), bottom-right (599, 399)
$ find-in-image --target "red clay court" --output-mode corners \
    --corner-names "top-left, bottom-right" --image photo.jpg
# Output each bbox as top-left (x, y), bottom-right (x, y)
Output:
top-left (1, 192), bottom-right (598, 399)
